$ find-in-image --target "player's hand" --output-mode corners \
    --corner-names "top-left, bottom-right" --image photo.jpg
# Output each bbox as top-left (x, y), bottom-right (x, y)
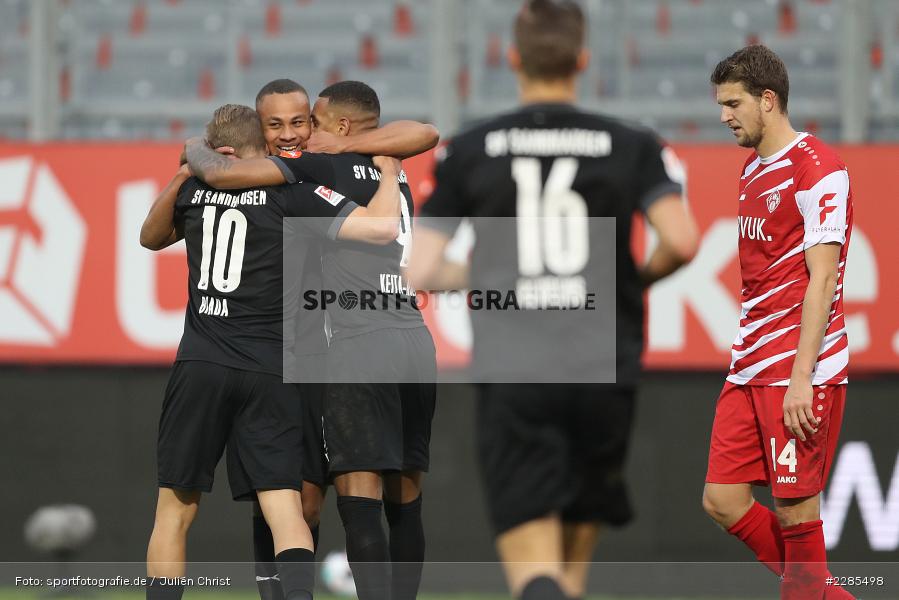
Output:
top-left (178, 162), bottom-right (192, 177)
top-left (372, 155), bottom-right (402, 175)
top-left (306, 131), bottom-right (347, 154)
top-left (214, 146), bottom-right (236, 156)
top-left (783, 380), bottom-right (817, 441)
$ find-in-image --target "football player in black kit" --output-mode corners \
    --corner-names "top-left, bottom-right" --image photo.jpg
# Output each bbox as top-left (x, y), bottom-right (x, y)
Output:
top-left (407, 2), bottom-right (699, 600)
top-left (245, 78), bottom-right (438, 600)
top-left (184, 82), bottom-right (436, 600)
top-left (140, 103), bottom-right (406, 600)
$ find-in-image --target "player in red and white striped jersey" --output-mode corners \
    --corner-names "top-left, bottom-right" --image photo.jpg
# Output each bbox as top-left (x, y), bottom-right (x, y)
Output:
top-left (728, 133), bottom-right (852, 386)
top-left (702, 46), bottom-right (854, 600)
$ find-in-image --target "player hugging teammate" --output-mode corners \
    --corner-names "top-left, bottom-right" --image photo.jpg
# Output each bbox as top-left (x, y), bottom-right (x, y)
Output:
top-left (141, 77), bottom-right (438, 600)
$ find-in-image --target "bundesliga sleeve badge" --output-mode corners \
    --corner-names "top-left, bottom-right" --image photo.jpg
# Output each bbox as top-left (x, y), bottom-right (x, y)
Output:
top-left (314, 185), bottom-right (345, 206)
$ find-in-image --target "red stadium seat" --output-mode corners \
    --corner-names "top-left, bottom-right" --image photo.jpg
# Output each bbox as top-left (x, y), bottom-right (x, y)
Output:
top-left (457, 66), bottom-right (470, 101)
top-left (59, 66), bottom-right (71, 103)
top-left (679, 120), bottom-right (699, 137)
top-left (359, 34), bottom-right (379, 69)
top-left (169, 118), bottom-right (185, 139)
top-left (96, 35), bottom-right (112, 70)
top-left (239, 35), bottom-right (253, 68)
top-left (486, 33), bottom-right (502, 68)
top-left (870, 41), bottom-right (883, 69)
top-left (197, 67), bottom-right (215, 100)
top-left (746, 32), bottom-right (760, 46)
top-left (627, 36), bottom-right (639, 67)
top-left (804, 120), bottom-right (819, 135)
top-left (129, 2), bottom-right (147, 37)
top-left (656, 1), bottom-right (671, 36)
top-left (778, 1), bottom-right (796, 36)
top-left (394, 2), bottom-right (414, 37)
top-left (326, 64), bottom-right (343, 86)
top-left (266, 2), bottom-right (282, 37)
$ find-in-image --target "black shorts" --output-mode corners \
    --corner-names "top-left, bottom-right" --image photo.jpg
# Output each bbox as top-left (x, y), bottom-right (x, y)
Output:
top-left (299, 381), bottom-right (328, 488)
top-left (158, 360), bottom-right (304, 501)
top-left (324, 327), bottom-right (437, 474)
top-left (477, 383), bottom-right (636, 535)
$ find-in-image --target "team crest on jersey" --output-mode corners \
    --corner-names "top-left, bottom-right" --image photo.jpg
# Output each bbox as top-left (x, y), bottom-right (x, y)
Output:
top-left (766, 190), bottom-right (781, 213)
top-left (315, 185), bottom-right (344, 206)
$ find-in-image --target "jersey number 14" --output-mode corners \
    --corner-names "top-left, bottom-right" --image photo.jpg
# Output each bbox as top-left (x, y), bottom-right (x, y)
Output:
top-left (512, 157), bottom-right (589, 277)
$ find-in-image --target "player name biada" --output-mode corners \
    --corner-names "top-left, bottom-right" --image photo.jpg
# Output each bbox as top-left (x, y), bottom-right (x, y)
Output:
top-left (150, 576), bottom-right (232, 587)
top-left (198, 295), bottom-right (228, 317)
top-left (189, 188), bottom-right (267, 208)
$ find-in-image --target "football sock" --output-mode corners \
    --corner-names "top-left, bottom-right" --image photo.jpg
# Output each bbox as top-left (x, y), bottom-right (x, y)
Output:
top-left (253, 513), bottom-right (284, 600)
top-left (385, 494), bottom-right (425, 600)
top-left (337, 495), bottom-right (391, 600)
top-left (727, 501), bottom-right (784, 576)
top-left (728, 503), bottom-right (853, 599)
top-left (275, 548), bottom-right (315, 600)
top-left (781, 520), bottom-right (828, 600)
top-left (146, 577), bottom-right (184, 600)
top-left (311, 524), bottom-right (321, 557)
top-left (519, 575), bottom-right (568, 600)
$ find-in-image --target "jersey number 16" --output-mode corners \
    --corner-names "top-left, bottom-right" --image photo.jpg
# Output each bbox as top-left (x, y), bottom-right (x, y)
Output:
top-left (512, 157), bottom-right (589, 277)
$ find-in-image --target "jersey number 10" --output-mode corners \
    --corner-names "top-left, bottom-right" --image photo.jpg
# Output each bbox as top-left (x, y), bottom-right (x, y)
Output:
top-left (197, 206), bottom-right (247, 293)
top-left (512, 157), bottom-right (589, 277)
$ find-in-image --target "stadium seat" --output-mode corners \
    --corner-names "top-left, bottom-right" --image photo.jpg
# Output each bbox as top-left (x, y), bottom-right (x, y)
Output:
top-left (129, 2), bottom-right (147, 36)
top-left (360, 34), bottom-right (380, 69)
top-left (394, 1), bottom-right (414, 37)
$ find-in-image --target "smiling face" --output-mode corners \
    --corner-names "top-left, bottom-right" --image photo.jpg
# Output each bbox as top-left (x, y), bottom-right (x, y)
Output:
top-left (716, 81), bottom-right (765, 149)
top-left (255, 91), bottom-right (311, 155)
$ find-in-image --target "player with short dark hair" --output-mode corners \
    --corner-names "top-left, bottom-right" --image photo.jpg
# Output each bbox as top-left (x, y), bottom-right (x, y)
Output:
top-left (256, 78), bottom-right (310, 107)
top-left (241, 79), bottom-right (439, 600)
top-left (309, 81), bottom-right (433, 600)
top-left (184, 82), bottom-right (437, 600)
top-left (406, 2), bottom-right (698, 599)
top-left (313, 80), bottom-right (382, 128)
top-left (703, 45), bottom-right (855, 600)
top-left (141, 103), bottom-right (405, 600)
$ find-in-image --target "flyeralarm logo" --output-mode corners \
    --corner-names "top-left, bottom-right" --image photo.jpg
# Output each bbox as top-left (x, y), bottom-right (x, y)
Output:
top-left (0, 157), bottom-right (87, 345)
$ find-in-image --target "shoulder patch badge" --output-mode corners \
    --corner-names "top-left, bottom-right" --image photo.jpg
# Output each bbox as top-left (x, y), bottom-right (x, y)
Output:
top-left (315, 185), bottom-right (345, 206)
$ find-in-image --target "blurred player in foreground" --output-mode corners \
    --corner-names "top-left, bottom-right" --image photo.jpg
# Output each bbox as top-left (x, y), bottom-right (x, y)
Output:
top-left (703, 45), bottom-right (854, 600)
top-left (407, 1), bottom-right (698, 599)
top-left (140, 103), bottom-right (405, 600)
top-left (247, 78), bottom-right (438, 600)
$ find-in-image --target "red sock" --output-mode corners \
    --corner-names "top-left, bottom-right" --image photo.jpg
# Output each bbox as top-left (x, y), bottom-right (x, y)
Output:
top-left (728, 501), bottom-right (784, 576)
top-left (781, 520), bottom-right (828, 600)
top-left (728, 504), bottom-right (854, 600)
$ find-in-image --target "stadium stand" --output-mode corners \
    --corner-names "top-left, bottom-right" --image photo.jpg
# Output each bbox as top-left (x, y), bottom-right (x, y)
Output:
top-left (0, 0), bottom-right (897, 141)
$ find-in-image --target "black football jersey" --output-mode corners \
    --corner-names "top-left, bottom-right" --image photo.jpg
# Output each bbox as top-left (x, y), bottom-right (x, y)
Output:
top-left (173, 176), bottom-right (358, 375)
top-left (421, 103), bottom-right (683, 384)
top-left (271, 152), bottom-right (425, 340)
